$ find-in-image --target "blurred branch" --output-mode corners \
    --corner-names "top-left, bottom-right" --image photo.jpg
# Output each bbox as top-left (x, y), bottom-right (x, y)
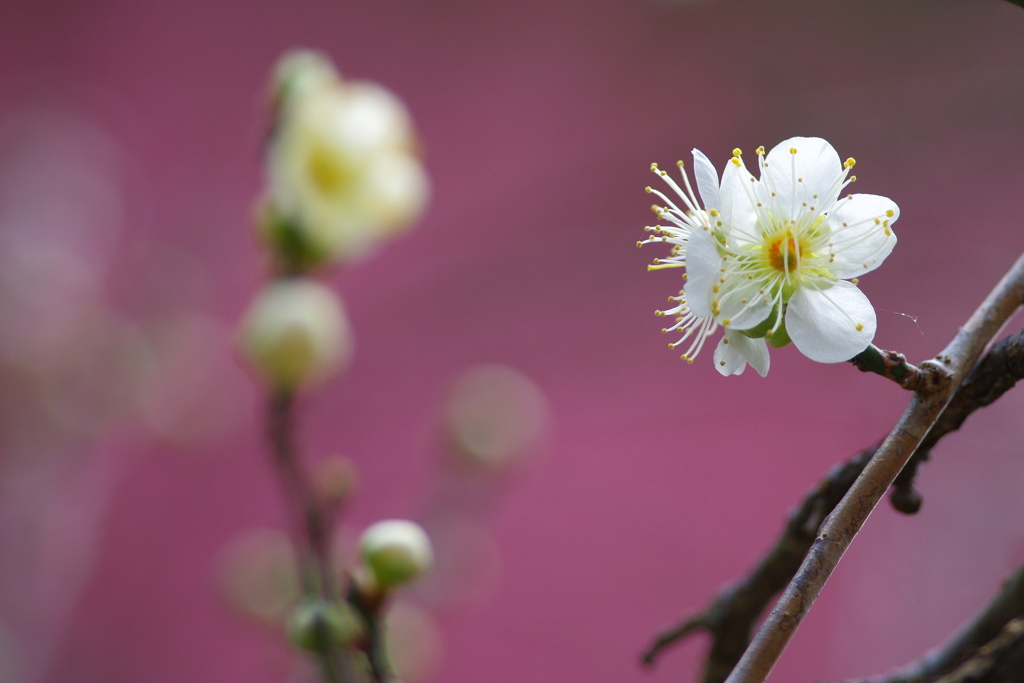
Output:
top-left (642, 447), bottom-right (876, 682)
top-left (893, 327), bottom-right (1024, 511)
top-left (724, 251), bottom-right (1024, 683)
top-left (835, 564), bottom-right (1024, 683)
top-left (267, 392), bottom-right (335, 597)
top-left (644, 253), bottom-right (1024, 683)
top-left (267, 392), bottom-right (348, 683)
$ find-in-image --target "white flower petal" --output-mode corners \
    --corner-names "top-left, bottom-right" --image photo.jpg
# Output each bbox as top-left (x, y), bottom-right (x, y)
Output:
top-left (682, 227), bottom-right (719, 317)
top-left (825, 194), bottom-right (898, 279)
top-left (762, 137), bottom-right (843, 221)
top-left (692, 148), bottom-right (720, 212)
top-left (786, 281), bottom-right (876, 363)
top-left (713, 330), bottom-right (769, 377)
top-left (718, 155), bottom-right (757, 232)
top-left (714, 276), bottom-right (773, 330)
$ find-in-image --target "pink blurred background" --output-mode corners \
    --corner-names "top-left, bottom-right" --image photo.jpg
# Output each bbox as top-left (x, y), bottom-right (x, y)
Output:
top-left (2, 0), bottom-right (1024, 681)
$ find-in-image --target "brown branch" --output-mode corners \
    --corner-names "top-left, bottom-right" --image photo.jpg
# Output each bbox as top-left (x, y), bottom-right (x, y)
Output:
top-left (644, 329), bottom-right (1024, 679)
top-left (934, 618), bottom-right (1024, 683)
top-left (642, 448), bottom-right (877, 682)
top-left (850, 344), bottom-right (922, 389)
top-left (893, 328), bottom-right (1024, 511)
top-left (267, 391), bottom-right (350, 683)
top-left (836, 563), bottom-right (1024, 683)
top-left (724, 252), bottom-right (1024, 683)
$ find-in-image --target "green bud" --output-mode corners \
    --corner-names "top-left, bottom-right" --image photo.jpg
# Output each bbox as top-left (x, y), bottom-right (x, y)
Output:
top-left (360, 520), bottom-right (434, 590)
top-left (286, 599), bottom-right (362, 653)
top-left (238, 278), bottom-right (353, 391)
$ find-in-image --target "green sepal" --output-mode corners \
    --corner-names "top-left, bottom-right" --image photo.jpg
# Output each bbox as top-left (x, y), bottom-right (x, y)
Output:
top-left (767, 320), bottom-right (792, 348)
top-left (258, 202), bottom-right (331, 275)
top-left (286, 598), bottom-right (362, 653)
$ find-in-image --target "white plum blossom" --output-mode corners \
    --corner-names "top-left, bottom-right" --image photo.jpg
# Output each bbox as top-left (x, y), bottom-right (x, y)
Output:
top-left (642, 136), bottom-right (898, 375)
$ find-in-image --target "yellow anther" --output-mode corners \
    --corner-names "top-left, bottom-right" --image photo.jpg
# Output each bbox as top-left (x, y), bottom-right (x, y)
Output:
top-left (789, 147), bottom-right (798, 154)
top-left (730, 157), bottom-right (741, 167)
top-left (855, 323), bottom-right (864, 331)
top-left (655, 310), bottom-right (665, 317)
top-left (850, 175), bottom-right (857, 182)
top-left (709, 208), bottom-right (719, 216)
top-left (719, 360), bottom-right (726, 366)
top-left (798, 177), bottom-right (804, 182)
top-left (677, 160), bottom-right (685, 167)
top-left (755, 145), bottom-right (765, 155)
top-left (884, 228), bottom-right (892, 236)
top-left (885, 209), bottom-right (895, 217)
top-left (722, 318), bottom-right (731, 325)
top-left (636, 241), bottom-right (643, 248)
top-left (645, 187), bottom-right (652, 193)
top-left (732, 148), bottom-right (742, 157)
top-left (722, 338), bottom-right (730, 344)
top-left (685, 357), bottom-right (694, 364)
top-left (844, 157), bottom-right (856, 169)
top-left (851, 278), bottom-right (859, 285)
top-left (712, 285), bottom-right (719, 293)
top-left (650, 163), bottom-right (659, 171)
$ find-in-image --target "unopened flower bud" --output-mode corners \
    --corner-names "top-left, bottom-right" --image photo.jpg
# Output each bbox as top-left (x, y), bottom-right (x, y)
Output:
top-left (315, 455), bottom-right (359, 504)
top-left (359, 520), bottom-right (433, 590)
top-left (270, 49), bottom-right (340, 113)
top-left (239, 278), bottom-right (352, 390)
top-left (286, 598), bottom-right (362, 652)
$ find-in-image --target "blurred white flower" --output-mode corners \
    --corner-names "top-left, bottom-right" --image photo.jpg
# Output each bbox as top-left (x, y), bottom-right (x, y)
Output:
top-left (238, 278), bottom-right (353, 390)
top-left (263, 51), bottom-right (429, 267)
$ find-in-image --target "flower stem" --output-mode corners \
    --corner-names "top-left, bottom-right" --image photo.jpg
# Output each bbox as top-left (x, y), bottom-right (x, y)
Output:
top-left (724, 251), bottom-right (1024, 683)
top-left (849, 344), bottom-right (921, 389)
top-left (266, 391), bottom-right (348, 679)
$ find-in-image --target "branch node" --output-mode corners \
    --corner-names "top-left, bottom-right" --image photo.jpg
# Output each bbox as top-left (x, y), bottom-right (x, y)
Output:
top-left (850, 345), bottom-right (923, 390)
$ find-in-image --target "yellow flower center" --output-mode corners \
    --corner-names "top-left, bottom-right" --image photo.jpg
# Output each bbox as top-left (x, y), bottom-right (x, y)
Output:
top-left (767, 231), bottom-right (802, 273)
top-left (307, 144), bottom-right (352, 196)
